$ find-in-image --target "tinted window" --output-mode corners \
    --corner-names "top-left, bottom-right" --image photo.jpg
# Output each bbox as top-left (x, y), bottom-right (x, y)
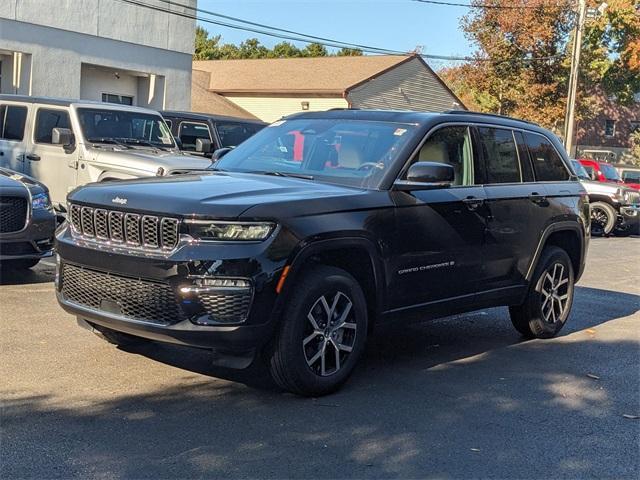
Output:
top-left (582, 164), bottom-right (597, 180)
top-left (524, 133), bottom-right (569, 181)
top-left (414, 126), bottom-right (474, 185)
top-left (217, 122), bottom-right (264, 148)
top-left (178, 122), bottom-right (212, 151)
top-left (478, 127), bottom-right (521, 184)
top-left (600, 163), bottom-right (621, 182)
top-left (514, 131), bottom-right (535, 182)
top-left (0, 105), bottom-right (28, 141)
top-left (622, 170), bottom-right (640, 183)
top-left (35, 109), bottom-right (71, 144)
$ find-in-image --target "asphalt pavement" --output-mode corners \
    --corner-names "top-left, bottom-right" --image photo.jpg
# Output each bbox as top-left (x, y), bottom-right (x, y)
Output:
top-left (1, 237), bottom-right (639, 479)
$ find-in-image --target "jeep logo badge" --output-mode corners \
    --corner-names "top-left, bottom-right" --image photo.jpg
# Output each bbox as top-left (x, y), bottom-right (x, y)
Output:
top-left (111, 196), bottom-right (128, 205)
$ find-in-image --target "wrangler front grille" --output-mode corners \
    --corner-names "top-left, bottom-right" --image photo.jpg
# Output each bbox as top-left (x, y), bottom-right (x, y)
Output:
top-left (69, 204), bottom-right (179, 250)
top-left (60, 263), bottom-right (185, 325)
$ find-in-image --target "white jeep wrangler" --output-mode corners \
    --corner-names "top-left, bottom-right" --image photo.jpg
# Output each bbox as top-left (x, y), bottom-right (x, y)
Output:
top-left (0, 95), bottom-right (212, 211)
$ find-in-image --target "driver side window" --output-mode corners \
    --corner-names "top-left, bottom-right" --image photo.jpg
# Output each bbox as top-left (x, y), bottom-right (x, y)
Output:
top-left (410, 126), bottom-right (474, 186)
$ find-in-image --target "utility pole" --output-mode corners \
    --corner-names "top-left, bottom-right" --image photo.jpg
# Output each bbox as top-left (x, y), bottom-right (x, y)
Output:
top-left (563, 0), bottom-right (587, 157)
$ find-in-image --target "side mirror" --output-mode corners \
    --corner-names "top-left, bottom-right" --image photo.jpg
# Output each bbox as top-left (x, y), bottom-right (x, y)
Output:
top-left (394, 161), bottom-right (454, 191)
top-left (52, 127), bottom-right (74, 146)
top-left (195, 138), bottom-right (212, 154)
top-left (211, 147), bottom-right (232, 161)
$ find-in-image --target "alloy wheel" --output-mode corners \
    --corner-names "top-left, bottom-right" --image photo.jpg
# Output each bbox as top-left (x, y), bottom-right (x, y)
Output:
top-left (590, 206), bottom-right (609, 235)
top-left (540, 263), bottom-right (570, 324)
top-left (303, 291), bottom-right (357, 376)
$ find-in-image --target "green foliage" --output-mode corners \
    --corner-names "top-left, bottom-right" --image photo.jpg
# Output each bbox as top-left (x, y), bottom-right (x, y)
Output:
top-left (193, 29), bottom-right (362, 60)
top-left (630, 131), bottom-right (640, 166)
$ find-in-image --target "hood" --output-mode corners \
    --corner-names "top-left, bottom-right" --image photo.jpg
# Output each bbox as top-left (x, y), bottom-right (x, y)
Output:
top-left (0, 167), bottom-right (46, 194)
top-left (90, 147), bottom-right (213, 175)
top-left (579, 179), bottom-right (622, 195)
top-left (68, 171), bottom-right (377, 219)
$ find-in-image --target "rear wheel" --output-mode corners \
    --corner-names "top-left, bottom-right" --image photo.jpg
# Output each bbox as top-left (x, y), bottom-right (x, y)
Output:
top-left (590, 201), bottom-right (616, 236)
top-left (0, 258), bottom-right (40, 270)
top-left (268, 265), bottom-right (368, 396)
top-left (510, 246), bottom-right (575, 339)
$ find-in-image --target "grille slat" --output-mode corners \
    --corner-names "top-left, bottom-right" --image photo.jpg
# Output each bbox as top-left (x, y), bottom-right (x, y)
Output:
top-left (60, 263), bottom-right (184, 325)
top-left (0, 196), bottom-right (28, 233)
top-left (68, 204), bottom-right (179, 251)
top-left (198, 290), bottom-right (253, 323)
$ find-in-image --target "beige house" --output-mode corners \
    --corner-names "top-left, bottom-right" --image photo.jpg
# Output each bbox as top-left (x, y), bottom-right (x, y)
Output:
top-left (192, 54), bottom-right (465, 122)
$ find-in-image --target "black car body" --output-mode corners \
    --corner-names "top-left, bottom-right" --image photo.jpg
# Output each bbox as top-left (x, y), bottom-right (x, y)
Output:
top-left (0, 168), bottom-right (56, 268)
top-left (162, 111), bottom-right (266, 156)
top-left (56, 110), bottom-right (589, 395)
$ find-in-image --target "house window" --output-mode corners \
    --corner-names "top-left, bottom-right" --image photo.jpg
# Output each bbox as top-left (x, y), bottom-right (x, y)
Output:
top-left (604, 119), bottom-right (616, 137)
top-left (630, 121), bottom-right (640, 133)
top-left (101, 93), bottom-right (134, 105)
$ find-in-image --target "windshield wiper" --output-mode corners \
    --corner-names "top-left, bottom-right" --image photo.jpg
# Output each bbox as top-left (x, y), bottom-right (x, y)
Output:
top-left (119, 138), bottom-right (170, 151)
top-left (258, 171), bottom-right (315, 180)
top-left (88, 138), bottom-right (132, 149)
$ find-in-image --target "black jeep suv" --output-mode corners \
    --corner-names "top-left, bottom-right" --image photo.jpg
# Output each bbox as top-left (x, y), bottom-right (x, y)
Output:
top-left (56, 110), bottom-right (589, 396)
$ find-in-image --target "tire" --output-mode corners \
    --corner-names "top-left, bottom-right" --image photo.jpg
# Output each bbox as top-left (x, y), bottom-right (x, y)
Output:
top-left (268, 265), bottom-right (368, 396)
top-left (509, 246), bottom-right (575, 339)
top-left (590, 201), bottom-right (616, 237)
top-left (90, 324), bottom-right (147, 347)
top-left (0, 258), bottom-right (40, 270)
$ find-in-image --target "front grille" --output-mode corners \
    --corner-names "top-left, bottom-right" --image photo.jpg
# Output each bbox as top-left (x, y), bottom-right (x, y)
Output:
top-left (60, 263), bottom-right (185, 325)
top-left (0, 196), bottom-right (28, 233)
top-left (69, 204), bottom-right (179, 251)
top-left (627, 191), bottom-right (640, 205)
top-left (198, 290), bottom-right (253, 323)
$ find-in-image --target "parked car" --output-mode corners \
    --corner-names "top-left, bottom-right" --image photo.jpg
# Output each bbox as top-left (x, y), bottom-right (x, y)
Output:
top-left (161, 111), bottom-right (266, 156)
top-left (578, 158), bottom-right (623, 184)
top-left (614, 164), bottom-right (640, 191)
top-left (570, 160), bottom-right (639, 236)
top-left (56, 109), bottom-right (589, 396)
top-left (0, 167), bottom-right (55, 269)
top-left (0, 95), bottom-right (213, 212)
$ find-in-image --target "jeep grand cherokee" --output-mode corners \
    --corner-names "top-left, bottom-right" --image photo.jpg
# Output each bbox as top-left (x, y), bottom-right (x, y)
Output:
top-left (56, 110), bottom-right (589, 396)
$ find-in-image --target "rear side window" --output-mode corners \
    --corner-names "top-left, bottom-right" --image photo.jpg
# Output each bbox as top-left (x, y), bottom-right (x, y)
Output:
top-left (0, 105), bottom-right (28, 141)
top-left (35, 109), bottom-right (71, 144)
top-left (524, 133), bottom-right (570, 181)
top-left (477, 127), bottom-right (521, 184)
top-left (217, 122), bottom-right (264, 148)
top-left (178, 122), bottom-right (211, 151)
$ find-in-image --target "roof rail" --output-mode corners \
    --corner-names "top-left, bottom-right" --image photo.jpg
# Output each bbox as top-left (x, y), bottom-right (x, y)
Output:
top-left (444, 109), bottom-right (537, 125)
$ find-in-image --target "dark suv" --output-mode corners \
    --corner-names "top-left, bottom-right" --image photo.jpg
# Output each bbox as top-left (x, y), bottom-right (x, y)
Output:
top-left (56, 110), bottom-right (589, 396)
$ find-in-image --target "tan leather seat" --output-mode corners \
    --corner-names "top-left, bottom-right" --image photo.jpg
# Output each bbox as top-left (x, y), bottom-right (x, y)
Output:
top-left (338, 141), bottom-right (363, 169)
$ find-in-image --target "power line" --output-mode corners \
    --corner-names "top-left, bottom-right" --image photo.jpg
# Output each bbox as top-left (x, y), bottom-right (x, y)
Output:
top-left (116, 0), bottom-right (565, 64)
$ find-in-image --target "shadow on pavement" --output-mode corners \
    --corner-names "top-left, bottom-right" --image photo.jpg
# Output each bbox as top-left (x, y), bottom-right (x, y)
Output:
top-left (3, 288), bottom-right (639, 478)
top-left (0, 262), bottom-right (56, 286)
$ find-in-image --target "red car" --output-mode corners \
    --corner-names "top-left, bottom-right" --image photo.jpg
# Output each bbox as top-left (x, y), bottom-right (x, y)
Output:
top-left (578, 158), bottom-right (623, 184)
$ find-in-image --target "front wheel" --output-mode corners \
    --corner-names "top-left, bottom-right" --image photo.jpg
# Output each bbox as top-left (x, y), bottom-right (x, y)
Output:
top-left (590, 201), bottom-right (617, 237)
top-left (510, 246), bottom-right (575, 339)
top-left (268, 265), bottom-right (368, 396)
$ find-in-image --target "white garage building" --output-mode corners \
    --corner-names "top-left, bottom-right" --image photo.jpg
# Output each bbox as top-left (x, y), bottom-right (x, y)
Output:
top-left (0, 0), bottom-right (196, 110)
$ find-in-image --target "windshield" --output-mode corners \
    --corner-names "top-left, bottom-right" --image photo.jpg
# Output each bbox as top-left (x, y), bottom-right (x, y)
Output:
top-left (217, 122), bottom-right (265, 148)
top-left (600, 163), bottom-right (621, 181)
top-left (77, 108), bottom-right (175, 148)
top-left (570, 160), bottom-right (589, 179)
top-left (214, 118), bottom-right (418, 189)
top-left (622, 170), bottom-right (640, 184)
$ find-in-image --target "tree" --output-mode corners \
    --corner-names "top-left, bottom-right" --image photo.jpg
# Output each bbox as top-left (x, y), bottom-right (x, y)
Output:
top-left (193, 26), bottom-right (221, 60)
top-left (238, 38), bottom-right (270, 59)
top-left (438, 0), bottom-right (639, 132)
top-left (630, 131), bottom-right (640, 166)
top-left (269, 42), bottom-right (302, 58)
top-left (337, 47), bottom-right (364, 56)
top-left (301, 42), bottom-right (329, 57)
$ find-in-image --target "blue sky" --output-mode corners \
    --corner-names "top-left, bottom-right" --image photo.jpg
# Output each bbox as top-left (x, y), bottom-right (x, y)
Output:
top-left (197, 0), bottom-right (475, 68)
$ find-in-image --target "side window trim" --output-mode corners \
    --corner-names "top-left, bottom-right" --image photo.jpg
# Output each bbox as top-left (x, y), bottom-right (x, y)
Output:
top-left (33, 107), bottom-right (72, 146)
top-left (513, 130), bottom-right (536, 183)
top-left (397, 123), bottom-right (478, 188)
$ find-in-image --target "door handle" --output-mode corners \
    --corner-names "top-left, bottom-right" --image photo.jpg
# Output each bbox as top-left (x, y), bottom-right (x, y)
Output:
top-left (529, 192), bottom-right (547, 205)
top-left (462, 196), bottom-right (484, 211)
top-left (26, 154), bottom-right (41, 161)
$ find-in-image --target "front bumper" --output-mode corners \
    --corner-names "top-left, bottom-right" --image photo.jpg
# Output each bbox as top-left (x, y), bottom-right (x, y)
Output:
top-left (55, 225), bottom-right (290, 352)
top-left (618, 205), bottom-right (640, 233)
top-left (0, 208), bottom-right (56, 261)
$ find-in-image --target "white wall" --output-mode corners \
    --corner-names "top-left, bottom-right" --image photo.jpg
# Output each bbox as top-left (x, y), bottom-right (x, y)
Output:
top-left (0, 0), bottom-right (196, 55)
top-left (0, 18), bottom-right (191, 110)
top-left (80, 65), bottom-right (139, 103)
top-left (225, 95), bottom-right (348, 123)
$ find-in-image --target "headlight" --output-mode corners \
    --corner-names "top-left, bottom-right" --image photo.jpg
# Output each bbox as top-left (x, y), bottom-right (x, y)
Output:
top-left (32, 192), bottom-right (52, 210)
top-left (187, 221), bottom-right (275, 241)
